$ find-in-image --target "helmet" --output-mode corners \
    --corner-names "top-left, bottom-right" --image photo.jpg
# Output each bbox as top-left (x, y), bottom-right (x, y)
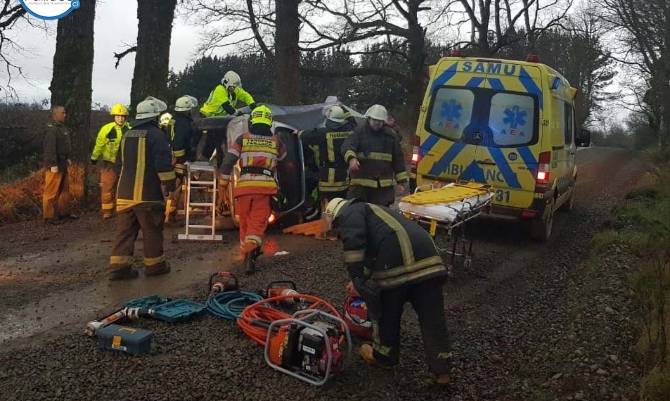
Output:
top-left (110, 103), bottom-right (129, 116)
top-left (364, 104), bottom-right (388, 122)
top-left (324, 105), bottom-right (347, 124)
top-left (323, 197), bottom-right (348, 223)
top-left (175, 95), bottom-right (197, 111)
top-left (221, 70), bottom-right (242, 88)
top-left (187, 95), bottom-right (199, 107)
top-left (250, 104), bottom-right (273, 126)
top-left (136, 96), bottom-right (167, 120)
top-left (159, 112), bottom-right (173, 127)
top-left (343, 295), bottom-right (373, 339)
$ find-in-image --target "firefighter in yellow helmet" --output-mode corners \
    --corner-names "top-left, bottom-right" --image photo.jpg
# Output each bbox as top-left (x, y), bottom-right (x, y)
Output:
top-left (220, 104), bottom-right (287, 274)
top-left (200, 70), bottom-right (257, 117)
top-left (90, 103), bottom-right (131, 219)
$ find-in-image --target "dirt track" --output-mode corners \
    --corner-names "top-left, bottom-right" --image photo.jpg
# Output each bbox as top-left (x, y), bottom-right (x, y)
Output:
top-left (0, 147), bottom-right (650, 400)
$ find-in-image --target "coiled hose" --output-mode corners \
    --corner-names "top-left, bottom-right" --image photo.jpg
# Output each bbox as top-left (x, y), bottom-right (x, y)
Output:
top-left (207, 291), bottom-right (263, 321)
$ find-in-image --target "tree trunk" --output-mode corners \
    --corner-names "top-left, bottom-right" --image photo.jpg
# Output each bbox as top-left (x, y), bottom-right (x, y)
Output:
top-left (50, 0), bottom-right (96, 206)
top-left (274, 0), bottom-right (301, 104)
top-left (50, 0), bottom-right (96, 162)
top-left (662, 0), bottom-right (670, 148)
top-left (130, 0), bottom-right (177, 110)
top-left (404, 2), bottom-right (427, 132)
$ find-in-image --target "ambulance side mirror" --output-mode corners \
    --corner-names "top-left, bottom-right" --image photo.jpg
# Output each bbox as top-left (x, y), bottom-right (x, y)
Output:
top-left (576, 128), bottom-right (591, 148)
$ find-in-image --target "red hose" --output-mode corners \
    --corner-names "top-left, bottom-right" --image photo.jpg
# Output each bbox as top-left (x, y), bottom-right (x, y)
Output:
top-left (236, 293), bottom-right (342, 346)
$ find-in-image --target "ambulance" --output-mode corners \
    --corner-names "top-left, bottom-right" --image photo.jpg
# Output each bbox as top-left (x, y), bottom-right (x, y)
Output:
top-left (411, 54), bottom-right (591, 240)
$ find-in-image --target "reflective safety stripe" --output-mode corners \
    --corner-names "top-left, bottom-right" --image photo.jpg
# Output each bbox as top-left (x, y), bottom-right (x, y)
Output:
top-left (328, 168), bottom-right (335, 184)
top-left (172, 149), bottom-right (186, 157)
top-left (221, 174), bottom-right (231, 180)
top-left (319, 181), bottom-right (349, 192)
top-left (236, 180), bottom-right (277, 188)
top-left (175, 164), bottom-right (186, 174)
top-left (343, 249), bottom-right (365, 263)
top-left (370, 256), bottom-right (444, 280)
top-left (110, 255), bottom-right (133, 265)
top-left (102, 202), bottom-right (115, 211)
top-left (357, 152), bottom-right (392, 162)
top-left (350, 178), bottom-right (394, 188)
top-left (344, 150), bottom-right (357, 162)
top-left (395, 171), bottom-right (409, 182)
top-left (133, 137), bottom-right (146, 201)
top-left (115, 199), bottom-right (161, 212)
top-left (158, 170), bottom-right (176, 181)
top-left (245, 235), bottom-right (263, 246)
top-left (374, 264), bottom-right (446, 289)
top-left (144, 254), bottom-right (165, 266)
top-left (368, 204), bottom-right (414, 266)
top-left (227, 148), bottom-right (240, 157)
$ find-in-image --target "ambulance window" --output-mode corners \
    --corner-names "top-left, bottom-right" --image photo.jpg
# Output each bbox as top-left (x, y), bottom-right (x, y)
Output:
top-left (428, 88), bottom-right (475, 141)
top-left (564, 101), bottom-right (574, 145)
top-left (488, 93), bottom-right (535, 146)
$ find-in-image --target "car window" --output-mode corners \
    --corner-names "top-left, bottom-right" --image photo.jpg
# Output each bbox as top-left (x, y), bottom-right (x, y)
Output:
top-left (428, 88), bottom-right (475, 141)
top-left (563, 101), bottom-right (574, 145)
top-left (488, 93), bottom-right (536, 146)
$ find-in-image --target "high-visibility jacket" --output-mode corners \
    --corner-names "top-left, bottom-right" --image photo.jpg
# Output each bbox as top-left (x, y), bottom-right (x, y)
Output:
top-left (341, 124), bottom-right (409, 188)
top-left (200, 85), bottom-right (255, 117)
top-left (115, 120), bottom-right (176, 212)
top-left (43, 121), bottom-right (71, 169)
top-left (171, 113), bottom-right (196, 175)
top-left (301, 121), bottom-right (356, 193)
top-left (220, 125), bottom-right (287, 197)
top-left (91, 121), bottom-right (130, 163)
top-left (336, 200), bottom-right (446, 290)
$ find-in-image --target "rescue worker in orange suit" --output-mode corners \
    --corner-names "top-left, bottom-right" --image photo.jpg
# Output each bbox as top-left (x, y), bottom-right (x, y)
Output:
top-left (300, 105), bottom-right (356, 204)
top-left (90, 103), bottom-right (131, 219)
top-left (220, 105), bottom-right (286, 274)
top-left (341, 104), bottom-right (409, 206)
top-left (42, 105), bottom-right (76, 224)
top-left (324, 197), bottom-right (452, 385)
top-left (165, 95), bottom-right (198, 222)
top-left (108, 96), bottom-right (176, 280)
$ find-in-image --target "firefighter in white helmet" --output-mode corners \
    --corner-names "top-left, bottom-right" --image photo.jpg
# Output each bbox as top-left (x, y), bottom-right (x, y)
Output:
top-left (341, 104), bottom-right (409, 206)
top-left (90, 103), bottom-right (131, 219)
top-left (199, 70), bottom-right (257, 117)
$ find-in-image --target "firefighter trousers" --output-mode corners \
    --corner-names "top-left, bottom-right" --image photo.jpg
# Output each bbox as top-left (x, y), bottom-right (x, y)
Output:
top-left (347, 185), bottom-right (395, 207)
top-left (109, 204), bottom-right (167, 272)
top-left (235, 194), bottom-right (271, 252)
top-left (42, 168), bottom-right (71, 220)
top-left (372, 278), bottom-right (452, 375)
top-left (99, 164), bottom-right (117, 217)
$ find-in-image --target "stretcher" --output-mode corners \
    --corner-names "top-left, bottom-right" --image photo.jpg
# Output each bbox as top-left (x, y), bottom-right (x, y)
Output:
top-left (398, 182), bottom-right (493, 270)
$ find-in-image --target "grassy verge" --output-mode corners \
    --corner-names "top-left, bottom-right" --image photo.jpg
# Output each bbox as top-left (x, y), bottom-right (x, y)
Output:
top-left (590, 151), bottom-right (670, 401)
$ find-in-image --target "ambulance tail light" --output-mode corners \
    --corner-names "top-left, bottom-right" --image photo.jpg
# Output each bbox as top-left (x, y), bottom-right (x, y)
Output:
top-left (411, 135), bottom-right (421, 170)
top-left (535, 151), bottom-right (551, 190)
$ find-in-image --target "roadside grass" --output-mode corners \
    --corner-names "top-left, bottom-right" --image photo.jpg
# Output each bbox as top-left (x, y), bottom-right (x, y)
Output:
top-left (588, 154), bottom-right (670, 401)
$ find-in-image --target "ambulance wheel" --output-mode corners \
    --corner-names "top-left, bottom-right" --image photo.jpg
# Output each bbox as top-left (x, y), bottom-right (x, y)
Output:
top-left (530, 199), bottom-right (554, 241)
top-left (561, 185), bottom-right (576, 212)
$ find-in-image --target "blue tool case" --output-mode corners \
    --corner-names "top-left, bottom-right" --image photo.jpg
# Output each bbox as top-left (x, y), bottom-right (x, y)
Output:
top-left (97, 324), bottom-right (153, 355)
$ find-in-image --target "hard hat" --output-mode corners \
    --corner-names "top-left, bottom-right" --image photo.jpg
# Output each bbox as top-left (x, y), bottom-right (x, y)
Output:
top-left (159, 112), bottom-right (173, 127)
top-left (343, 295), bottom-right (373, 339)
top-left (323, 197), bottom-right (348, 223)
top-left (187, 95), bottom-right (199, 107)
top-left (221, 70), bottom-right (242, 88)
top-left (324, 105), bottom-right (347, 124)
top-left (250, 104), bottom-right (273, 126)
top-left (110, 103), bottom-right (129, 117)
top-left (175, 95), bottom-right (197, 111)
top-left (136, 96), bottom-right (167, 120)
top-left (364, 104), bottom-right (388, 122)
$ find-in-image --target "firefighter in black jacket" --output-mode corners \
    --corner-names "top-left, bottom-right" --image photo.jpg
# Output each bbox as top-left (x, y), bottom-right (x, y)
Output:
top-left (324, 197), bottom-right (452, 385)
top-left (300, 105), bottom-right (356, 203)
top-left (341, 104), bottom-right (409, 206)
top-left (165, 95), bottom-right (198, 222)
top-left (108, 96), bottom-right (176, 280)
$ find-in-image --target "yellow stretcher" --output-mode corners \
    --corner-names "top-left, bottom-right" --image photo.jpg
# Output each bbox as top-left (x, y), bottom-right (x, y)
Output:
top-left (398, 182), bottom-right (493, 270)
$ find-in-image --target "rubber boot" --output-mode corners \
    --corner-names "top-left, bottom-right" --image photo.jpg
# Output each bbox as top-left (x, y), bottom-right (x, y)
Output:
top-left (243, 244), bottom-right (262, 275)
top-left (145, 262), bottom-right (171, 277)
top-left (109, 266), bottom-right (139, 281)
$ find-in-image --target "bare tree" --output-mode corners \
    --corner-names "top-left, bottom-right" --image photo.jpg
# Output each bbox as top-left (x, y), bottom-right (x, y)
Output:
top-left (0, 1), bottom-right (27, 98)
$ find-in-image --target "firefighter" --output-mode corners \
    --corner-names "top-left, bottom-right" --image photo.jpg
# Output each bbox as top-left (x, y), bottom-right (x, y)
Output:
top-left (300, 105), bottom-right (356, 203)
top-left (165, 95), bottom-right (199, 222)
top-left (108, 96), bottom-right (176, 280)
top-left (90, 103), bottom-right (131, 219)
top-left (200, 70), bottom-right (257, 117)
top-left (341, 104), bottom-right (409, 206)
top-left (42, 105), bottom-right (75, 224)
top-left (323, 197), bottom-right (452, 385)
top-left (220, 104), bottom-right (286, 274)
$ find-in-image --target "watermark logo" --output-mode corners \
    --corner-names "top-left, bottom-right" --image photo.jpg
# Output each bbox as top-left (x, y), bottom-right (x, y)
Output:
top-left (19, 0), bottom-right (79, 20)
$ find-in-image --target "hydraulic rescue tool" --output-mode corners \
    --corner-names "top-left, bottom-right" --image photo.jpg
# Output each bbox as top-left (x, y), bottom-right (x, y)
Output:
top-left (261, 281), bottom-right (299, 301)
top-left (206, 272), bottom-right (263, 320)
top-left (208, 271), bottom-right (239, 294)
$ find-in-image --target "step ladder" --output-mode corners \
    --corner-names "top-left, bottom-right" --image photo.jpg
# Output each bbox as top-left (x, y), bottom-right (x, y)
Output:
top-left (178, 161), bottom-right (222, 241)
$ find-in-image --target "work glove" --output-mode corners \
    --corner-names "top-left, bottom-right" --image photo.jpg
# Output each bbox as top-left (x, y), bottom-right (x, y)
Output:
top-left (90, 159), bottom-right (98, 165)
top-left (49, 166), bottom-right (59, 173)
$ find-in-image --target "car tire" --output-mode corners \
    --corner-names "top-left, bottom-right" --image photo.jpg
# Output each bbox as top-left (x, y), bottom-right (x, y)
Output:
top-left (530, 198), bottom-right (554, 241)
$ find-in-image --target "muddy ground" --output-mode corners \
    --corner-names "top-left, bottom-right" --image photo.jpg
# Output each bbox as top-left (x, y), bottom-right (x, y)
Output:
top-left (0, 147), bottom-right (651, 401)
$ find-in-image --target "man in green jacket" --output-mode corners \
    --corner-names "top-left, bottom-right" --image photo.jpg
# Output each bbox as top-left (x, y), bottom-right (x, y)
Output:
top-left (90, 103), bottom-right (131, 219)
top-left (42, 105), bottom-right (74, 224)
top-left (199, 70), bottom-right (257, 117)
